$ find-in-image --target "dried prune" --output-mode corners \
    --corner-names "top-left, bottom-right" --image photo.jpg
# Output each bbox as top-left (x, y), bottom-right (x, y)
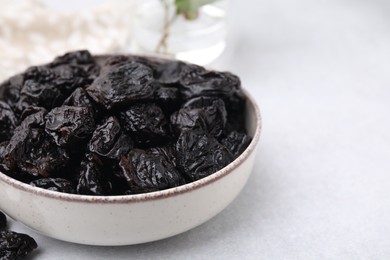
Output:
top-left (154, 85), bottom-right (181, 113)
top-left (0, 141), bottom-right (9, 172)
top-left (0, 230), bottom-right (37, 260)
top-left (179, 64), bottom-right (241, 101)
top-left (30, 178), bottom-right (76, 193)
top-left (175, 130), bottom-right (233, 181)
top-left (0, 101), bottom-right (17, 142)
top-left (77, 154), bottom-right (112, 195)
top-left (88, 116), bottom-right (133, 160)
top-left (221, 131), bottom-right (251, 158)
top-left (155, 60), bottom-right (187, 84)
top-left (86, 62), bottom-right (155, 109)
top-left (119, 149), bottom-right (186, 194)
top-left (0, 51), bottom-right (251, 196)
top-left (45, 106), bottom-right (96, 147)
top-left (63, 87), bottom-right (95, 108)
top-left (5, 111), bottom-right (69, 177)
top-left (119, 103), bottom-right (168, 147)
top-left (0, 74), bottom-right (24, 105)
top-left (0, 211), bottom-right (6, 230)
top-left (171, 97), bottom-right (227, 138)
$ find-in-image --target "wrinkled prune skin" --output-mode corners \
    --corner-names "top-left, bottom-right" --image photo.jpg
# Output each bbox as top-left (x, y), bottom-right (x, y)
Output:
top-left (45, 106), bottom-right (96, 147)
top-left (0, 74), bottom-right (24, 105)
top-left (0, 142), bottom-right (9, 172)
top-left (155, 60), bottom-right (187, 84)
top-left (179, 64), bottom-right (242, 102)
top-left (119, 103), bottom-right (168, 147)
top-left (221, 131), bottom-right (251, 158)
top-left (119, 149), bottom-right (186, 194)
top-left (5, 111), bottom-right (69, 177)
top-left (0, 101), bottom-right (17, 142)
top-left (77, 154), bottom-right (112, 195)
top-left (0, 230), bottom-right (37, 260)
top-left (88, 116), bottom-right (133, 159)
top-left (63, 87), bottom-right (94, 107)
top-left (86, 62), bottom-right (155, 109)
top-left (147, 146), bottom-right (177, 167)
top-left (154, 85), bottom-right (181, 113)
top-left (0, 211), bottom-right (6, 230)
top-left (0, 51), bottom-right (250, 196)
top-left (30, 178), bottom-right (76, 193)
top-left (171, 97), bottom-right (227, 138)
top-left (19, 106), bottom-right (47, 123)
top-left (175, 130), bottom-right (233, 181)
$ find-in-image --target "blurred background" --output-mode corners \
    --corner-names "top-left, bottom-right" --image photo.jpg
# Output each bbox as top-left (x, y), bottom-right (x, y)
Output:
top-left (1, 0), bottom-right (390, 259)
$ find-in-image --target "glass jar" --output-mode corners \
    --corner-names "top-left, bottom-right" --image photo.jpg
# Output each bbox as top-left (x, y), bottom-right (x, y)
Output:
top-left (131, 0), bottom-right (228, 65)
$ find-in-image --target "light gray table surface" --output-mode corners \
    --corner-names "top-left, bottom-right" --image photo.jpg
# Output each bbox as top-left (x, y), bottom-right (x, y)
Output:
top-left (8, 0), bottom-right (390, 259)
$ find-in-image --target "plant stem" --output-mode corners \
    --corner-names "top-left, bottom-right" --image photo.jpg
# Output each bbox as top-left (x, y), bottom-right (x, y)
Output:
top-left (155, 0), bottom-right (178, 54)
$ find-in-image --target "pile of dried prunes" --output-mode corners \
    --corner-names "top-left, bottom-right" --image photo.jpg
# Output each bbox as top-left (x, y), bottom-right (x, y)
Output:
top-left (0, 51), bottom-right (251, 196)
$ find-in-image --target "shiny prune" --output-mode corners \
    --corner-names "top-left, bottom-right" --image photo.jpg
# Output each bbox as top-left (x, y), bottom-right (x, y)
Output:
top-left (175, 130), bottom-right (233, 181)
top-left (0, 51), bottom-right (251, 197)
top-left (0, 211), bottom-right (6, 230)
top-left (0, 101), bottom-right (17, 142)
top-left (119, 103), bottom-right (168, 147)
top-left (155, 60), bottom-right (187, 84)
top-left (0, 230), bottom-right (37, 260)
top-left (86, 62), bottom-right (155, 109)
top-left (171, 97), bottom-right (227, 138)
top-left (88, 116), bottom-right (133, 160)
top-left (77, 154), bottom-right (112, 195)
top-left (0, 142), bottom-right (9, 172)
top-left (45, 106), bottom-right (96, 147)
top-left (179, 64), bottom-right (241, 101)
top-left (5, 111), bottom-right (69, 177)
top-left (221, 131), bottom-right (251, 158)
top-left (30, 178), bottom-right (76, 193)
top-left (119, 149), bottom-right (186, 194)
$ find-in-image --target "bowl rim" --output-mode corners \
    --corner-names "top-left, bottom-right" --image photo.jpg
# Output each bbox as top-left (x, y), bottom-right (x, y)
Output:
top-left (0, 74), bottom-right (261, 205)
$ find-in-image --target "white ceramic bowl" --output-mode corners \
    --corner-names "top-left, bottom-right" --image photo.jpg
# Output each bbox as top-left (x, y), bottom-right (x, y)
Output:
top-left (0, 75), bottom-right (261, 246)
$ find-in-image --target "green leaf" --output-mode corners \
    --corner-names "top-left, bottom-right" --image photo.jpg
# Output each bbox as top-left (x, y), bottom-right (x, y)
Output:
top-left (175, 0), bottom-right (216, 20)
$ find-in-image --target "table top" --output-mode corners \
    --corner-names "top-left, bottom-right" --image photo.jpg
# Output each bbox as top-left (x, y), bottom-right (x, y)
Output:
top-left (8, 0), bottom-right (390, 259)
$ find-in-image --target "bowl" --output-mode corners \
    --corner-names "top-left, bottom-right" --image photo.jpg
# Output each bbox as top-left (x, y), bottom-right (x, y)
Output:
top-left (0, 61), bottom-right (261, 246)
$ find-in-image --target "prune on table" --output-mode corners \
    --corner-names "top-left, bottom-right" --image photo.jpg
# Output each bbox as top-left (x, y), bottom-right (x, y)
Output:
top-left (0, 211), bottom-right (6, 230)
top-left (0, 101), bottom-right (17, 142)
top-left (5, 111), bottom-right (69, 177)
top-left (175, 130), bottom-right (233, 181)
top-left (86, 62), bottom-right (155, 109)
top-left (170, 97), bottom-right (227, 138)
top-left (119, 149), bottom-right (186, 194)
top-left (221, 131), bottom-right (251, 158)
top-left (0, 230), bottom-right (37, 260)
top-left (45, 106), bottom-right (96, 147)
top-left (30, 178), bottom-right (76, 193)
top-left (77, 154), bottom-right (112, 195)
top-left (88, 116), bottom-right (133, 160)
top-left (119, 103), bottom-right (168, 147)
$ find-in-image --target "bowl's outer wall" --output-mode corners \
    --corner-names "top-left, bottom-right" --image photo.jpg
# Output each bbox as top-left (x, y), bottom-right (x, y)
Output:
top-left (0, 150), bottom-right (256, 245)
top-left (0, 61), bottom-right (261, 245)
